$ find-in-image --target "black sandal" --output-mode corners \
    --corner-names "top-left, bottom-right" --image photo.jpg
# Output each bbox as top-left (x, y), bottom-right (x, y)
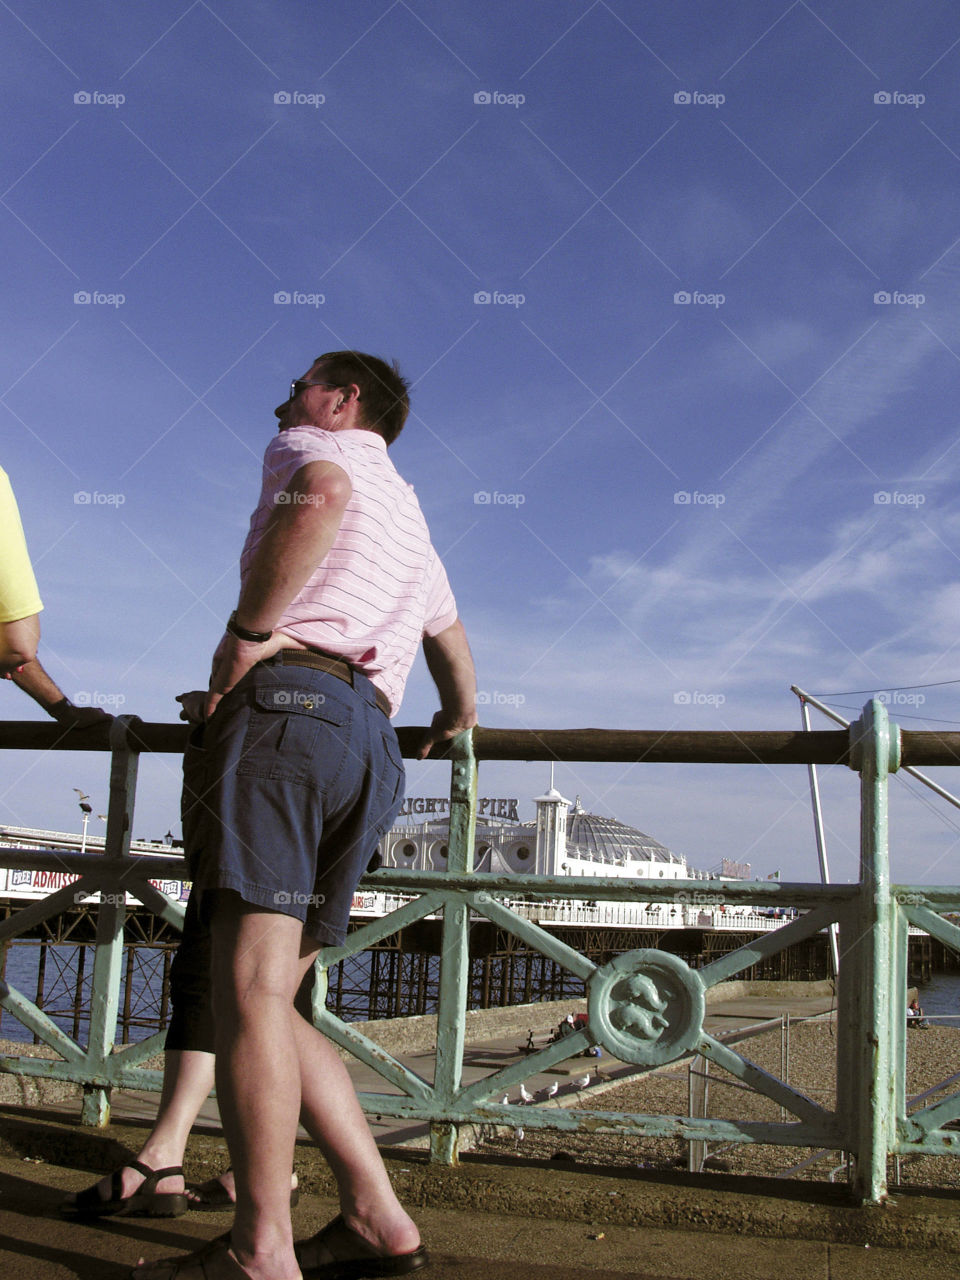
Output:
top-left (129, 1233), bottom-right (242, 1277)
top-left (61, 1158), bottom-right (188, 1218)
top-left (295, 1215), bottom-right (428, 1279)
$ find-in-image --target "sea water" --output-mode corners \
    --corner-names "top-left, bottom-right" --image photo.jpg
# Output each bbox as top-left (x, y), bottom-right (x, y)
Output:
top-left (0, 942), bottom-right (160, 1046)
top-left (912, 969), bottom-right (960, 1025)
top-left (3, 942), bottom-right (960, 1046)
top-left (0, 941), bottom-right (387, 1046)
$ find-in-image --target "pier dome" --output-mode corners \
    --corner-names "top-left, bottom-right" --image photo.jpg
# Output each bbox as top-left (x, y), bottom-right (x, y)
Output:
top-left (566, 796), bottom-right (682, 865)
top-left (380, 787), bottom-right (688, 877)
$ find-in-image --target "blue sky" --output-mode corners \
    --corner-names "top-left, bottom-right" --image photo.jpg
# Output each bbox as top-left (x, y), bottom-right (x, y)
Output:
top-left (3, 0), bottom-right (960, 885)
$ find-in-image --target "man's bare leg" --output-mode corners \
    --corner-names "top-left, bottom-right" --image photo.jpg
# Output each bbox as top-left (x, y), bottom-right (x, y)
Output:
top-left (210, 900), bottom-right (421, 1277)
top-left (292, 984), bottom-right (420, 1257)
top-left (63, 1049), bottom-right (214, 1206)
top-left (210, 900), bottom-right (304, 1280)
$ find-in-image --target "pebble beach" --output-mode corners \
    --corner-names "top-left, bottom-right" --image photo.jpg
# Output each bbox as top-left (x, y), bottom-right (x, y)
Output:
top-left (479, 1019), bottom-right (960, 1189)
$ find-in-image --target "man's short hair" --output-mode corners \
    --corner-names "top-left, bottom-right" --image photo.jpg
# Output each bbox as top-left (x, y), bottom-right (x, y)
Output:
top-left (315, 351), bottom-right (410, 445)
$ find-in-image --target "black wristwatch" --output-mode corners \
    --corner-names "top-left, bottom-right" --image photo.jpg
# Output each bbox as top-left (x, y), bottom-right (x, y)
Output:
top-left (226, 611), bottom-right (273, 644)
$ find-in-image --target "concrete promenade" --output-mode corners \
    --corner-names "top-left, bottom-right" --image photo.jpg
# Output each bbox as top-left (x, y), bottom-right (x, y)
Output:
top-left (0, 1129), bottom-right (957, 1278)
top-left (0, 990), bottom-right (957, 1276)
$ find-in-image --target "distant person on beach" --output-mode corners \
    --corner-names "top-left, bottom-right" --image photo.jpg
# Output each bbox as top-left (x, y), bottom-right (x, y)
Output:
top-left (907, 996), bottom-right (929, 1028)
top-left (0, 465), bottom-right (110, 729)
top-left (128, 351), bottom-right (476, 1280)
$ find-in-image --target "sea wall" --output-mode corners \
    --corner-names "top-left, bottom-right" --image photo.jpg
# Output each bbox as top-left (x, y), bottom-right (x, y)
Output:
top-left (355, 979), bottom-right (837, 1056)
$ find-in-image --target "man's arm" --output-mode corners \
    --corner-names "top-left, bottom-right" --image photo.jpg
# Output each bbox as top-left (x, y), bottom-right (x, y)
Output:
top-left (417, 618), bottom-right (478, 759)
top-left (204, 461), bottom-right (351, 719)
top-left (0, 613), bottom-right (40, 675)
top-left (6, 653), bottom-right (112, 728)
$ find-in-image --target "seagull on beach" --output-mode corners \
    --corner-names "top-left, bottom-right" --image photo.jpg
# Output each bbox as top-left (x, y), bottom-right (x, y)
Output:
top-left (499, 1094), bottom-right (509, 1106)
top-left (513, 1126), bottom-right (525, 1148)
top-left (575, 1074), bottom-right (591, 1090)
top-left (540, 1081), bottom-right (559, 1102)
top-left (518, 1082), bottom-right (534, 1104)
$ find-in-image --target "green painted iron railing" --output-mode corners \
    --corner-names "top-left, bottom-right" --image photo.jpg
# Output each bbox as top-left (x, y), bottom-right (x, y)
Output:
top-left (1, 700), bottom-right (959, 1203)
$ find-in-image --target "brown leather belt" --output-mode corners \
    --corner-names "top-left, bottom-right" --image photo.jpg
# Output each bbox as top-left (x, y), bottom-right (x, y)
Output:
top-left (277, 649), bottom-right (391, 717)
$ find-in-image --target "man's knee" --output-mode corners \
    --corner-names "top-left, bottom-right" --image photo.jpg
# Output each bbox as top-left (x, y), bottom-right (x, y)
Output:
top-left (209, 890), bottom-right (306, 1003)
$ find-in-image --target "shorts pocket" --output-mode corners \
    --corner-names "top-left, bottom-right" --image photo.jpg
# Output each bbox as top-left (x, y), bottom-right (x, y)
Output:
top-left (249, 684), bottom-right (349, 723)
top-left (372, 727), bottom-right (405, 832)
top-left (236, 683), bottom-right (351, 785)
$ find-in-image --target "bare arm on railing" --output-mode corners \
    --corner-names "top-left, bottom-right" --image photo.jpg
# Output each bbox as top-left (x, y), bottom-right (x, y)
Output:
top-left (418, 618), bottom-right (478, 758)
top-left (1, 466), bottom-right (111, 728)
top-left (2, 616), bottom-right (110, 729)
top-left (6, 655), bottom-right (112, 728)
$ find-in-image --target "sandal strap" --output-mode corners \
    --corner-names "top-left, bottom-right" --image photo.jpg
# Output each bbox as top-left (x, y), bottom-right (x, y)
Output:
top-left (134, 1234), bottom-right (239, 1279)
top-left (128, 1159), bottom-right (185, 1193)
top-left (298, 1216), bottom-right (380, 1266)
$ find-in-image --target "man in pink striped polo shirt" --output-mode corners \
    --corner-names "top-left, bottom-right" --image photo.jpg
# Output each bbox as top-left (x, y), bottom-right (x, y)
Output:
top-left (141, 352), bottom-right (476, 1280)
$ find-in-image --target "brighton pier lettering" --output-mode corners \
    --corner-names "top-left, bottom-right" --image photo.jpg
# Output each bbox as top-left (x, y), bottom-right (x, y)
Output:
top-left (399, 796), bottom-right (520, 821)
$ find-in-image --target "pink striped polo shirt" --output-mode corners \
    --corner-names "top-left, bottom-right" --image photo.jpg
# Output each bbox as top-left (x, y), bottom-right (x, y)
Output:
top-left (239, 426), bottom-right (458, 714)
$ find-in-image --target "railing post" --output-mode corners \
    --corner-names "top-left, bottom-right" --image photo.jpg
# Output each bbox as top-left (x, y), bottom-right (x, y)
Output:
top-left (688, 1054), bottom-right (708, 1172)
top-left (81, 715), bottom-right (140, 1126)
top-left (891, 894), bottom-right (909, 1158)
top-left (429, 729), bottom-right (477, 1164)
top-left (847, 698), bottom-right (900, 1202)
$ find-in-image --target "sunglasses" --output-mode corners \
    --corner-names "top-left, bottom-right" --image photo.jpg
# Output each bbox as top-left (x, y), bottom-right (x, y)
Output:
top-left (289, 379), bottom-right (340, 400)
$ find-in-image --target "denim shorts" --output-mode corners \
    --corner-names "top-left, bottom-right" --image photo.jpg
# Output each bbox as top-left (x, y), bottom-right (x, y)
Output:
top-left (181, 656), bottom-right (404, 947)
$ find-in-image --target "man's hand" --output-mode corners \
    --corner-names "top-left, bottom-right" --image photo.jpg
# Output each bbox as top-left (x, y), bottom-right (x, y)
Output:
top-left (52, 702), bottom-right (113, 730)
top-left (204, 632), bottom-right (277, 721)
top-left (176, 690), bottom-right (208, 725)
top-left (417, 709), bottom-right (477, 759)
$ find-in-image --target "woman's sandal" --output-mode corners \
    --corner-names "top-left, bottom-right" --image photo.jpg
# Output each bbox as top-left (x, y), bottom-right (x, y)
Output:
top-left (61, 1158), bottom-right (189, 1218)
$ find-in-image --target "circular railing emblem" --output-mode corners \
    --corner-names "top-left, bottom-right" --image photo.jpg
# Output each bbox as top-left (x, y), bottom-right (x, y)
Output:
top-left (587, 949), bottom-right (705, 1066)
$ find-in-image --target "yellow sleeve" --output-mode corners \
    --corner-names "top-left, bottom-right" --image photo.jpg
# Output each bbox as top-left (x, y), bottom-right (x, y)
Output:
top-left (0, 466), bottom-right (44, 623)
